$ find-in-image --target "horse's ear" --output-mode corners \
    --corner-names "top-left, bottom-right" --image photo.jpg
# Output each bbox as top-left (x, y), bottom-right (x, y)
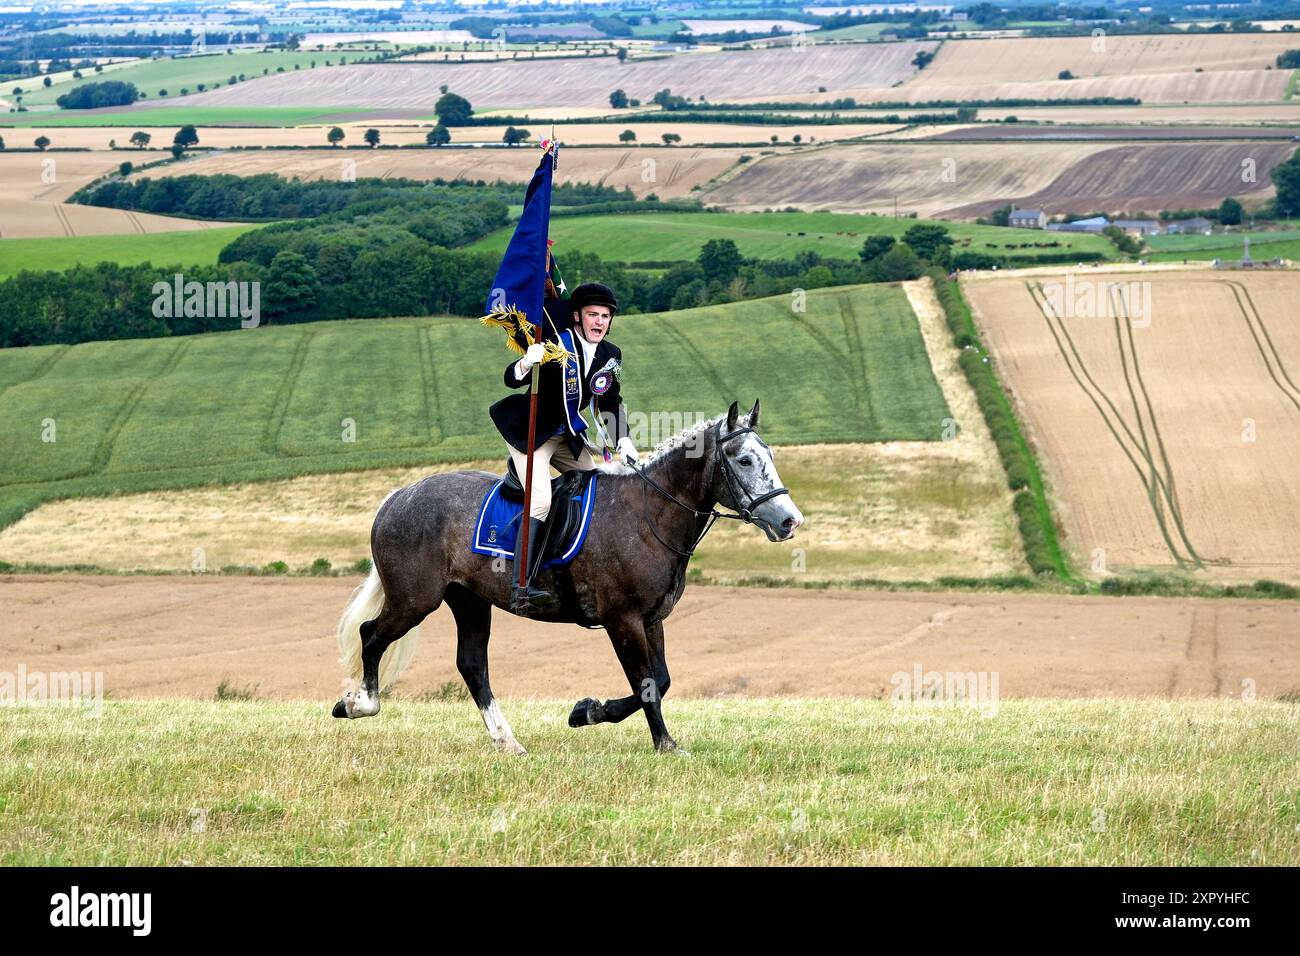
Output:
top-left (749, 398), bottom-right (760, 428)
top-left (726, 401), bottom-right (739, 432)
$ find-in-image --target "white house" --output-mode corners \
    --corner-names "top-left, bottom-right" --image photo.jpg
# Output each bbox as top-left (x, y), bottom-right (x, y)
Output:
top-left (1008, 209), bottom-right (1047, 229)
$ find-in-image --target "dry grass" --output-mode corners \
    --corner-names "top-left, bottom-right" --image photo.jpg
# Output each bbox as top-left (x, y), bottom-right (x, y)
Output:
top-left (0, 430), bottom-right (1021, 581)
top-left (2, 699), bottom-right (1296, 865)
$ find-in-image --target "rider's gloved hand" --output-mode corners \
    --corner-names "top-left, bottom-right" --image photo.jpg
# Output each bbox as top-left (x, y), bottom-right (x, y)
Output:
top-left (519, 343), bottom-right (546, 370)
top-left (617, 436), bottom-right (639, 464)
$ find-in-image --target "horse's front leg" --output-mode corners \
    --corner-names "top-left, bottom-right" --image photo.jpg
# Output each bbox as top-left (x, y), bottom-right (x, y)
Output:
top-left (570, 616), bottom-right (678, 752)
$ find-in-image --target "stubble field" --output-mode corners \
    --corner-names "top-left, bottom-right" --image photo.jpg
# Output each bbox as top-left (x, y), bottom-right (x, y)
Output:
top-left (964, 269), bottom-right (1300, 582)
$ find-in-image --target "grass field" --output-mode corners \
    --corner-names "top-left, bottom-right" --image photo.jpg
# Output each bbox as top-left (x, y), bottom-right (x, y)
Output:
top-left (8, 52), bottom-right (362, 109)
top-left (1146, 229), bottom-right (1300, 262)
top-left (2, 699), bottom-right (1295, 865)
top-left (469, 210), bottom-right (1116, 263)
top-left (0, 106), bottom-right (388, 128)
top-left (0, 226), bottom-right (263, 279)
top-left (0, 283), bottom-right (949, 530)
top-left (1147, 239), bottom-right (1300, 262)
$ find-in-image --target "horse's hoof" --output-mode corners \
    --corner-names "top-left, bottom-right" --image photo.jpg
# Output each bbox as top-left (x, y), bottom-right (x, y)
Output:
top-left (335, 689), bottom-right (379, 719)
top-left (497, 738), bottom-right (528, 756)
top-left (568, 697), bottom-right (601, 727)
top-left (657, 739), bottom-right (688, 755)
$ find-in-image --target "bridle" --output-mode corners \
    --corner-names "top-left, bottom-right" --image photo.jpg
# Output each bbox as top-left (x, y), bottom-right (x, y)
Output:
top-left (627, 420), bottom-right (791, 558)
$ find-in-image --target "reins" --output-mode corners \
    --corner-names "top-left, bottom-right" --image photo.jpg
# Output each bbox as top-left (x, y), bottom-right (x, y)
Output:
top-left (625, 422), bottom-right (790, 558)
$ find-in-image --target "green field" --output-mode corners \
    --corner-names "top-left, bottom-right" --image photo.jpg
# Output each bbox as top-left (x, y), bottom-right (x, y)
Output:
top-left (9, 51), bottom-right (365, 109)
top-left (0, 283), bottom-right (948, 529)
top-left (470, 211), bottom-right (1115, 263)
top-left (0, 226), bottom-right (263, 280)
top-left (2, 698), bottom-right (1295, 864)
top-left (0, 106), bottom-right (386, 128)
top-left (1146, 228), bottom-right (1300, 263)
top-left (811, 23), bottom-right (891, 40)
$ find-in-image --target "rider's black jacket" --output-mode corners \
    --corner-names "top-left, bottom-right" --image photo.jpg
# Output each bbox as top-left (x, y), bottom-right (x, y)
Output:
top-left (489, 297), bottom-right (629, 456)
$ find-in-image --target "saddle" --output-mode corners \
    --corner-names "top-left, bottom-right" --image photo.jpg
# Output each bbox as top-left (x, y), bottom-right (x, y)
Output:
top-left (499, 459), bottom-right (596, 564)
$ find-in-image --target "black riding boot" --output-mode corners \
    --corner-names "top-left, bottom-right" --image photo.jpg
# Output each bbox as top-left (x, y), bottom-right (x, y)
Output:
top-left (510, 516), bottom-right (556, 614)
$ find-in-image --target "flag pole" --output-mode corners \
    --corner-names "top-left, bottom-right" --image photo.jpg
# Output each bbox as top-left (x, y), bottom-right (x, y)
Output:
top-left (516, 136), bottom-right (555, 595)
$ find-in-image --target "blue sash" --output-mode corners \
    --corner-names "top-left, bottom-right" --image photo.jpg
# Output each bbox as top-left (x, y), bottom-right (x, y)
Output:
top-left (557, 328), bottom-right (589, 437)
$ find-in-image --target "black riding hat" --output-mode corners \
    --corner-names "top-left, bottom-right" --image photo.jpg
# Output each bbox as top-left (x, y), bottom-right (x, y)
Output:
top-left (568, 282), bottom-right (618, 317)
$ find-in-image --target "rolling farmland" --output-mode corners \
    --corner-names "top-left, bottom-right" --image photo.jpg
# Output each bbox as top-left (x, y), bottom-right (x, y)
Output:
top-left (2, 51), bottom-right (361, 109)
top-left (893, 33), bottom-right (1299, 104)
top-left (0, 151), bottom-right (240, 239)
top-left (0, 284), bottom-right (950, 530)
top-left (0, 226), bottom-right (262, 279)
top-left (707, 141), bottom-right (1292, 219)
top-left (964, 269), bottom-right (1300, 583)
top-left (465, 210), bottom-right (1115, 262)
top-left (167, 43), bottom-right (937, 111)
top-left (126, 145), bottom-right (749, 199)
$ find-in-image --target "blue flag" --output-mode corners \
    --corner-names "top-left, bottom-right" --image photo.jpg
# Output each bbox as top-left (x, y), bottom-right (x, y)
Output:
top-left (482, 142), bottom-right (558, 352)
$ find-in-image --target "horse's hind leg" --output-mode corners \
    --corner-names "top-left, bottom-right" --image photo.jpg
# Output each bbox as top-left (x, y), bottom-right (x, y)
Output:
top-left (446, 584), bottom-right (526, 755)
top-left (336, 602), bottom-right (426, 718)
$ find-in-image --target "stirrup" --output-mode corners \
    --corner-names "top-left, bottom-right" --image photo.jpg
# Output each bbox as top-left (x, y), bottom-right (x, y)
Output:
top-left (510, 516), bottom-right (559, 613)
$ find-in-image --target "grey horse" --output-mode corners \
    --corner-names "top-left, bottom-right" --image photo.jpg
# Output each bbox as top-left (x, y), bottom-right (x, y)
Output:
top-left (332, 400), bottom-right (804, 753)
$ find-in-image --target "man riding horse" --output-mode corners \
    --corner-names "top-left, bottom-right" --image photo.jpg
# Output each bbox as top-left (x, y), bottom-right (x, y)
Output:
top-left (489, 280), bottom-right (639, 613)
top-left (331, 136), bottom-right (805, 754)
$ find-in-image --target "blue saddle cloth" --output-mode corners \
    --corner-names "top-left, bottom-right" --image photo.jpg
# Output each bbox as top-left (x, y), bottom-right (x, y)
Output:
top-left (470, 472), bottom-right (599, 567)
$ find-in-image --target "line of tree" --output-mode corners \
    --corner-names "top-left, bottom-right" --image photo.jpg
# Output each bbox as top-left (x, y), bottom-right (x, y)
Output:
top-left (74, 174), bottom-right (632, 223)
top-left (1, 220), bottom-right (972, 349)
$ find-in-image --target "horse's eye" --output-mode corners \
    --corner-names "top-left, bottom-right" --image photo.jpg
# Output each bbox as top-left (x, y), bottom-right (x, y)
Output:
top-left (739, 457), bottom-right (753, 467)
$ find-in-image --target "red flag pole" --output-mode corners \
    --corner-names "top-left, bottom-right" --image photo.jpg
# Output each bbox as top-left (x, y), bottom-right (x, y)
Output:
top-left (516, 138), bottom-right (556, 593)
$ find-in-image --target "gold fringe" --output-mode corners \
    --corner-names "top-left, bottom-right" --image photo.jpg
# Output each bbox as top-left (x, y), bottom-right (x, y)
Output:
top-left (479, 306), bottom-right (568, 364)
top-left (479, 306), bottom-right (536, 355)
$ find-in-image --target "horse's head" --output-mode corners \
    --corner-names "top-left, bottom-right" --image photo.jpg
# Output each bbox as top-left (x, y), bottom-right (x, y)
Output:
top-left (714, 400), bottom-right (804, 542)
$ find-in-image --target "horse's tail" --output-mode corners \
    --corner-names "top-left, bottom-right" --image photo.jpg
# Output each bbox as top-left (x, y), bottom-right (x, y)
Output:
top-left (336, 495), bottom-right (423, 692)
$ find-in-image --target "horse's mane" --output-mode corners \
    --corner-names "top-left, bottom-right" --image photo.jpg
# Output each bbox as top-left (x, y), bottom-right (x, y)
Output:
top-left (596, 410), bottom-right (750, 476)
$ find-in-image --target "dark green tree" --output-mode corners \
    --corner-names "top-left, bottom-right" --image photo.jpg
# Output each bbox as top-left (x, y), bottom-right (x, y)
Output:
top-left (265, 250), bottom-right (319, 320)
top-left (867, 244), bottom-right (923, 282)
top-left (1218, 197), bottom-right (1244, 226)
top-left (435, 92), bottom-right (473, 126)
top-left (859, 235), bottom-right (895, 262)
top-left (901, 223), bottom-right (952, 262)
top-left (698, 238), bottom-right (743, 285)
top-left (1271, 149), bottom-right (1300, 215)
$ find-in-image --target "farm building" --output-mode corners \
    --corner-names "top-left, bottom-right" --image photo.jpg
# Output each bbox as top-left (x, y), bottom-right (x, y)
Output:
top-left (1113, 219), bottom-right (1162, 236)
top-left (1164, 217), bottom-right (1214, 235)
top-left (1008, 209), bottom-right (1047, 229)
top-left (1047, 216), bottom-right (1109, 233)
